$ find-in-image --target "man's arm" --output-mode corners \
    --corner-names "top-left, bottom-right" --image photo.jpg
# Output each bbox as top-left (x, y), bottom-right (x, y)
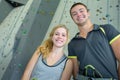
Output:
top-left (118, 63), bottom-right (120, 80)
top-left (111, 36), bottom-right (120, 79)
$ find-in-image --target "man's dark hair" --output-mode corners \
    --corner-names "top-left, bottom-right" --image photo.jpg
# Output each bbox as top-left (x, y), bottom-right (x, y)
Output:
top-left (70, 2), bottom-right (89, 16)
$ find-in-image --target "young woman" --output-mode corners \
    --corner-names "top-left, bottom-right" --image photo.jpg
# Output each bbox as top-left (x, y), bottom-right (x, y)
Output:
top-left (21, 24), bottom-right (73, 80)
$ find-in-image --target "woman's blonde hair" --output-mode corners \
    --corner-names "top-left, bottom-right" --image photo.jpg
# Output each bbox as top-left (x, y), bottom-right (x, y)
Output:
top-left (37, 24), bottom-right (69, 58)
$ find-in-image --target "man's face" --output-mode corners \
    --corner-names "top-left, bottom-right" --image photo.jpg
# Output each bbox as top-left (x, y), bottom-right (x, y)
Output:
top-left (70, 5), bottom-right (90, 25)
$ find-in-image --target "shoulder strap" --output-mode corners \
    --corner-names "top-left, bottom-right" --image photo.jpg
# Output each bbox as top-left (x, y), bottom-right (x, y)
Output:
top-left (100, 27), bottom-right (106, 35)
top-left (99, 26), bottom-right (110, 43)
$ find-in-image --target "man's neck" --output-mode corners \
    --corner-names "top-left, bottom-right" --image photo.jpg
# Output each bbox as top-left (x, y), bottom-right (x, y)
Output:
top-left (78, 22), bottom-right (93, 38)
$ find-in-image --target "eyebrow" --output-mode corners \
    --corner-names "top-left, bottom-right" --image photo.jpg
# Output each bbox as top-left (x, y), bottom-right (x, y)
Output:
top-left (71, 8), bottom-right (84, 13)
top-left (79, 8), bottom-right (84, 11)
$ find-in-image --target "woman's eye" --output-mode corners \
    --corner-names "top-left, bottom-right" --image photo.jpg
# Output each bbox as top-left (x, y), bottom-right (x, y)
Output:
top-left (62, 34), bottom-right (66, 37)
top-left (55, 33), bottom-right (59, 35)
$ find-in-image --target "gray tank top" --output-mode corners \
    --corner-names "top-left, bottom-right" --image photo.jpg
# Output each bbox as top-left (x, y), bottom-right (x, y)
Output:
top-left (30, 54), bottom-right (67, 80)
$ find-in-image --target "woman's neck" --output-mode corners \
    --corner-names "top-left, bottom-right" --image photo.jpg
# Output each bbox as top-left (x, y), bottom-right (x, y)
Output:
top-left (46, 47), bottom-right (64, 66)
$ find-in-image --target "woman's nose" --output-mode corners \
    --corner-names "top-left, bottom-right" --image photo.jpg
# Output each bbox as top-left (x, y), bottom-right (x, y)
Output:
top-left (58, 35), bottom-right (63, 38)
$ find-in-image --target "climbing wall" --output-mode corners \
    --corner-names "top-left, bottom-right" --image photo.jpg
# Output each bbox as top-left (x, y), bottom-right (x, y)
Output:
top-left (0, 0), bottom-right (42, 79)
top-left (46, 0), bottom-right (120, 38)
top-left (44, 0), bottom-right (120, 56)
top-left (0, 0), bottom-right (60, 80)
top-left (0, 0), bottom-right (119, 80)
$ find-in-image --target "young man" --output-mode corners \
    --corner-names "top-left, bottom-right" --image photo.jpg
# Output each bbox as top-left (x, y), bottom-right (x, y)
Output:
top-left (68, 2), bottom-right (120, 80)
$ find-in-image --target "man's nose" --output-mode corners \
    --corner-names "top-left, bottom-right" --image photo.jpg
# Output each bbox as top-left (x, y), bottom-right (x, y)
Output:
top-left (77, 12), bottom-right (82, 17)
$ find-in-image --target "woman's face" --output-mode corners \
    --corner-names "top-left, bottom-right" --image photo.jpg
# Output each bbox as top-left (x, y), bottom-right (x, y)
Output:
top-left (52, 27), bottom-right (67, 48)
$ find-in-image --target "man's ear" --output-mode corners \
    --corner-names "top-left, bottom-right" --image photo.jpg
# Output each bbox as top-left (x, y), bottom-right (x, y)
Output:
top-left (88, 11), bottom-right (90, 17)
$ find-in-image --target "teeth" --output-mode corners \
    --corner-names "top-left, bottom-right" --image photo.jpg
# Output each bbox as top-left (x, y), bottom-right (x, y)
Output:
top-left (58, 40), bottom-right (62, 42)
top-left (56, 38), bottom-right (64, 42)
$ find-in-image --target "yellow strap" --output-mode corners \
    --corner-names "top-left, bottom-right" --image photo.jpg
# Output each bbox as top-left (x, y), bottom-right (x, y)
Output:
top-left (110, 34), bottom-right (120, 44)
top-left (100, 27), bottom-right (105, 34)
top-left (68, 56), bottom-right (77, 58)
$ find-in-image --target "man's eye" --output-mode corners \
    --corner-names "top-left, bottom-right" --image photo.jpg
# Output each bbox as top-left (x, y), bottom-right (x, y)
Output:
top-left (80, 10), bottom-right (83, 13)
top-left (72, 13), bottom-right (77, 16)
top-left (79, 9), bottom-right (85, 13)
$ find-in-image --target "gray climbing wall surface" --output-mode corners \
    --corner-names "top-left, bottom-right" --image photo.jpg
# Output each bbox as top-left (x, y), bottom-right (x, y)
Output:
top-left (0, 0), bottom-right (60, 80)
top-left (0, 0), bottom-right (120, 80)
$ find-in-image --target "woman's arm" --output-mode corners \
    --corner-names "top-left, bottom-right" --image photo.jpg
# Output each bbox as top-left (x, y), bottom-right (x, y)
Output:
top-left (21, 49), bottom-right (40, 80)
top-left (71, 58), bottom-right (79, 80)
top-left (61, 59), bottom-right (73, 80)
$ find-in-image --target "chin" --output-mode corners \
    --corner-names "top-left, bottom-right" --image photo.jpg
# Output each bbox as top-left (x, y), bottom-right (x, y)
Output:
top-left (56, 45), bottom-right (64, 48)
